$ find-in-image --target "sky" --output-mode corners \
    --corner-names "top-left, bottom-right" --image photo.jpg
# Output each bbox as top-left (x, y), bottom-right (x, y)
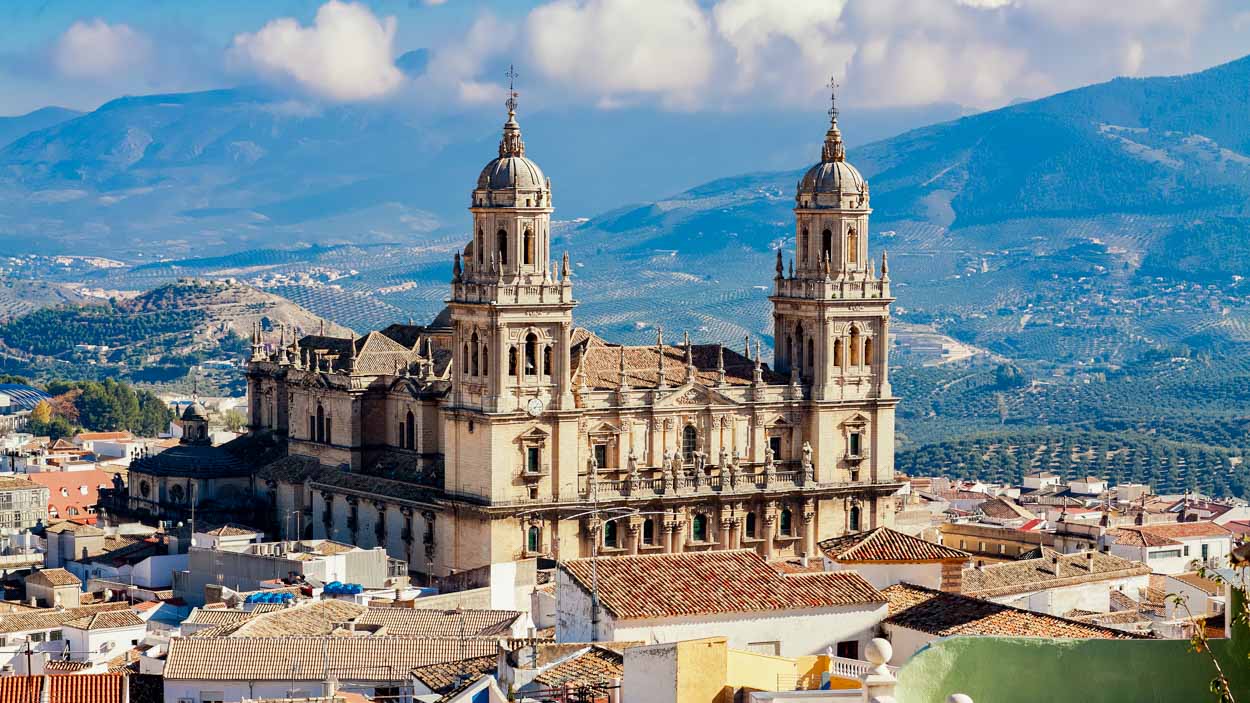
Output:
top-left (0, 0), bottom-right (1248, 117)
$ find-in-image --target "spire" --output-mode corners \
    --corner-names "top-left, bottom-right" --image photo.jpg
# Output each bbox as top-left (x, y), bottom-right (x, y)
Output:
top-left (656, 327), bottom-right (667, 388)
top-left (453, 252), bottom-right (462, 281)
top-left (775, 249), bottom-right (784, 277)
top-left (753, 340), bottom-right (764, 384)
top-left (821, 75), bottom-right (845, 163)
top-left (499, 64), bottom-right (525, 158)
top-left (881, 250), bottom-right (889, 278)
top-left (348, 332), bottom-right (358, 373)
top-left (319, 319), bottom-right (325, 336)
top-left (744, 335), bottom-right (751, 358)
top-left (618, 346), bottom-right (630, 390)
top-left (716, 343), bottom-right (726, 385)
top-left (561, 252), bottom-right (570, 280)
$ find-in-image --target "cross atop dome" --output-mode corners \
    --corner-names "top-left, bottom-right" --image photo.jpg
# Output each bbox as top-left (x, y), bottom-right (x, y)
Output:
top-left (499, 63), bottom-right (525, 158)
top-left (822, 74), bottom-right (845, 163)
top-left (505, 64), bottom-right (520, 117)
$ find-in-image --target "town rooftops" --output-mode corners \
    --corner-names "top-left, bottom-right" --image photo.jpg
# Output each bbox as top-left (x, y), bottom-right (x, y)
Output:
top-left (164, 636), bottom-right (500, 681)
top-left (355, 607), bottom-right (521, 637)
top-left (64, 610), bottom-right (145, 631)
top-left (0, 603), bottom-right (131, 635)
top-left (961, 548), bottom-right (1151, 598)
top-left (411, 655), bottom-right (498, 694)
top-left (27, 568), bottom-right (81, 587)
top-left (198, 523), bottom-right (262, 537)
top-left (559, 549), bottom-right (884, 620)
top-left (0, 673), bottom-right (126, 703)
top-left (977, 498), bottom-right (1036, 521)
top-left (532, 645), bottom-right (625, 689)
top-left (1109, 521), bottom-right (1231, 547)
top-left (817, 527), bottom-right (970, 563)
top-left (882, 583), bottom-right (1146, 640)
top-left (74, 431), bottom-right (134, 443)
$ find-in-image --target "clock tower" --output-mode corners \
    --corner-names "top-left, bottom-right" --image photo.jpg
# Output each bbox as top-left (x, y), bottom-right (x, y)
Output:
top-left (441, 83), bottom-right (583, 567)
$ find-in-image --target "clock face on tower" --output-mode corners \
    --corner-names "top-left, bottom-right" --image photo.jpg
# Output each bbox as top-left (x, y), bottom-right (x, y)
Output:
top-left (526, 397), bottom-right (545, 417)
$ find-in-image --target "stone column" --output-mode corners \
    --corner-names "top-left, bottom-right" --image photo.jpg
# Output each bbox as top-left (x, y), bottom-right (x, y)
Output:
top-left (878, 316), bottom-right (891, 397)
top-left (559, 321), bottom-right (574, 409)
top-left (803, 500), bottom-right (817, 560)
top-left (628, 518), bottom-right (641, 556)
top-left (664, 521), bottom-right (676, 554)
top-left (763, 505), bottom-right (777, 562)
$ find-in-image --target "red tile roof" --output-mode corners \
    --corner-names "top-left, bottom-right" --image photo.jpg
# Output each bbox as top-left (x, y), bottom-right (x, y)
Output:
top-left (818, 527), bottom-right (970, 563)
top-left (0, 674), bottom-right (125, 703)
top-left (882, 583), bottom-right (1146, 640)
top-left (1110, 521), bottom-right (1230, 547)
top-left (560, 549), bottom-right (884, 620)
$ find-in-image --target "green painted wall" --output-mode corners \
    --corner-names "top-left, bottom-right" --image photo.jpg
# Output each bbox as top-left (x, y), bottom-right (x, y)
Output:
top-left (897, 590), bottom-right (1250, 703)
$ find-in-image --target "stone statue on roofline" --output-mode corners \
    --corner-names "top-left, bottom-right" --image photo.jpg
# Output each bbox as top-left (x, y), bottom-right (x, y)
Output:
top-left (801, 440), bottom-right (814, 484)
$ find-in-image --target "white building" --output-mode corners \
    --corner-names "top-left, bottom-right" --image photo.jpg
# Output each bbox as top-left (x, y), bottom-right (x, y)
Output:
top-left (960, 548), bottom-right (1151, 615)
top-left (61, 610), bottom-right (147, 670)
top-left (1104, 522), bottom-right (1231, 575)
top-left (818, 526), bottom-right (970, 591)
top-left (1023, 472), bottom-right (1062, 491)
top-left (556, 549), bottom-right (886, 658)
top-left (1069, 477), bottom-right (1107, 496)
top-left (162, 636), bottom-right (499, 703)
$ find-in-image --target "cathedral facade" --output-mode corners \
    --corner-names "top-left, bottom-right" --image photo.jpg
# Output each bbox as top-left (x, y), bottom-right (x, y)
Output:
top-left (244, 94), bottom-right (903, 580)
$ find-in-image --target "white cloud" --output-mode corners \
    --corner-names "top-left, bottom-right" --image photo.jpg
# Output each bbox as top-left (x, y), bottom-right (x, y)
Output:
top-left (526, 0), bottom-right (715, 107)
top-left (53, 19), bottom-right (153, 79)
top-left (228, 0), bottom-right (403, 101)
top-left (420, 13), bottom-right (515, 106)
top-left (713, 0), bottom-right (855, 99)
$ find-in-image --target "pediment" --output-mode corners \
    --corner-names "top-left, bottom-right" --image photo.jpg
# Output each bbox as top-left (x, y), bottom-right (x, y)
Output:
top-left (519, 426), bottom-right (550, 441)
top-left (654, 383), bottom-right (738, 408)
top-left (589, 421), bottom-right (622, 435)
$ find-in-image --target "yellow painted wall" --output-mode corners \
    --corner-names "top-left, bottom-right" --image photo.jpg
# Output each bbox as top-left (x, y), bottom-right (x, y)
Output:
top-left (675, 638), bottom-right (730, 703)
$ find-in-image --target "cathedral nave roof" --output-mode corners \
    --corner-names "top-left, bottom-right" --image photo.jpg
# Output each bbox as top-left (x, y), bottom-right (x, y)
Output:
top-left (570, 332), bottom-right (784, 390)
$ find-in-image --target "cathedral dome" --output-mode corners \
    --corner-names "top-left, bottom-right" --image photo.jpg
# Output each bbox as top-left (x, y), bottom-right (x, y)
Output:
top-left (796, 87), bottom-right (867, 204)
top-left (475, 105), bottom-right (548, 195)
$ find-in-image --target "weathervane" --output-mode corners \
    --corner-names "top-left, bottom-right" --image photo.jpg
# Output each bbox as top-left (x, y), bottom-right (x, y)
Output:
top-left (505, 64), bottom-right (520, 115)
top-left (828, 75), bottom-right (839, 122)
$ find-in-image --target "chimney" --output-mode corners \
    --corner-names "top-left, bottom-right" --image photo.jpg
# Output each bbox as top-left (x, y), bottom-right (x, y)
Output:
top-left (39, 675), bottom-right (51, 703)
top-left (1086, 551), bottom-right (1096, 571)
top-left (800, 552), bottom-right (809, 568)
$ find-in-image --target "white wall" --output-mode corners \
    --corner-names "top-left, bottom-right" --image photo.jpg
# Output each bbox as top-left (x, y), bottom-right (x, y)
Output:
top-left (881, 624), bottom-right (936, 665)
top-left (133, 554), bottom-right (190, 588)
top-left (986, 574), bottom-right (1150, 616)
top-left (66, 624), bottom-right (146, 664)
top-left (622, 642), bottom-right (679, 703)
top-left (826, 561), bottom-right (943, 590)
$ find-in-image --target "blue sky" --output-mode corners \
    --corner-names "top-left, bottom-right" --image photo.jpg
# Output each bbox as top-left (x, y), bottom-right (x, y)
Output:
top-left (1, 0), bottom-right (1248, 116)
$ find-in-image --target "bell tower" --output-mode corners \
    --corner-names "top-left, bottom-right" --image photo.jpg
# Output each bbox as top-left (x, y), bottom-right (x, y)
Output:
top-left (448, 74), bottom-right (576, 417)
top-left (769, 77), bottom-right (895, 490)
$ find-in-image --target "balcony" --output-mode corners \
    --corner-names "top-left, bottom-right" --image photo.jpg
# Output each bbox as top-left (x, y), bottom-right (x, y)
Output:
top-left (580, 465), bottom-right (815, 500)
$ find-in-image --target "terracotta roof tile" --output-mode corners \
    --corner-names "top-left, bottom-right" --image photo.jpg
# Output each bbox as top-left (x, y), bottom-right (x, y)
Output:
top-left (571, 338), bottom-right (785, 391)
top-left (164, 637), bottom-right (499, 681)
top-left (411, 655), bottom-right (497, 694)
top-left (882, 583), bottom-right (1146, 640)
top-left (356, 608), bottom-right (520, 637)
top-left (0, 603), bottom-right (131, 635)
top-left (26, 568), bottom-right (81, 587)
top-left (961, 549), bottom-right (1151, 598)
top-left (1170, 571), bottom-right (1223, 596)
top-left (64, 610), bottom-right (145, 631)
top-left (533, 646), bottom-right (624, 688)
top-left (560, 549), bottom-right (883, 620)
top-left (818, 527), bottom-right (970, 563)
top-left (0, 673), bottom-right (126, 703)
top-left (1110, 522), bottom-right (1230, 547)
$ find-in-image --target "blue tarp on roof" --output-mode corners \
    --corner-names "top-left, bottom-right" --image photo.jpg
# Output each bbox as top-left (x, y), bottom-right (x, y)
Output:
top-left (0, 384), bottom-right (51, 412)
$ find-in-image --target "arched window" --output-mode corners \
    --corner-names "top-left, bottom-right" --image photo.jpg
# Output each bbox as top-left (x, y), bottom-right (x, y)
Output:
top-left (864, 337), bottom-right (874, 367)
top-left (482, 344), bottom-right (489, 376)
top-left (67, 507), bottom-right (79, 516)
top-left (745, 512), bottom-right (757, 539)
top-left (682, 425), bottom-right (698, 462)
top-left (497, 229), bottom-right (509, 266)
top-left (508, 346), bottom-right (518, 376)
top-left (785, 334), bottom-right (793, 367)
top-left (523, 229), bottom-right (535, 265)
top-left (834, 338), bottom-right (844, 367)
top-left (806, 338), bottom-right (814, 372)
top-left (799, 228), bottom-right (808, 264)
top-left (524, 333), bottom-right (538, 375)
top-left (850, 327), bottom-right (861, 366)
top-left (643, 519), bottom-right (655, 545)
top-left (542, 345), bottom-right (552, 377)
top-left (692, 513), bottom-right (708, 542)
top-left (405, 411), bottom-right (415, 451)
top-left (170, 484), bottom-right (185, 504)
top-left (603, 520), bottom-right (618, 548)
top-left (462, 343), bottom-right (470, 371)
top-left (780, 508), bottom-right (793, 536)
top-left (849, 505), bottom-right (861, 532)
top-left (477, 228), bottom-right (484, 264)
top-left (822, 229), bottom-right (833, 264)
top-left (847, 227), bottom-right (859, 264)
top-left (315, 404), bottom-right (325, 443)
top-left (527, 526), bottom-right (540, 553)
top-left (470, 332), bottom-right (479, 376)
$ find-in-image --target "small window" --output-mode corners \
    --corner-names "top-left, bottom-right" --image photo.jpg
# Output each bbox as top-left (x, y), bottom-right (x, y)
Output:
top-left (1184, 546), bottom-right (1190, 557)
top-left (745, 512), bottom-right (757, 539)
top-left (979, 541), bottom-right (987, 552)
top-left (60, 488), bottom-right (68, 497)
top-left (849, 505), bottom-right (861, 532)
top-left (508, 347), bottom-right (518, 376)
top-left (822, 229), bottom-right (833, 263)
top-left (524, 229), bottom-right (535, 265)
top-left (497, 229), bottom-right (509, 266)
top-left (525, 334), bottom-right (538, 375)
top-left (526, 447), bottom-right (541, 474)
top-left (780, 509), bottom-right (793, 536)
top-left (542, 345), bottom-right (552, 376)
top-left (527, 526), bottom-right (540, 553)
top-left (1202, 543), bottom-right (1210, 560)
top-left (643, 519), bottom-right (655, 545)
top-left (769, 435), bottom-right (782, 460)
top-left (603, 521), bottom-right (618, 548)
top-left (593, 444), bottom-right (608, 469)
top-left (848, 432), bottom-right (862, 457)
top-left (692, 513), bottom-right (709, 542)
top-left (49, 630), bottom-right (62, 641)
top-left (682, 425), bottom-right (698, 463)
top-left (835, 640), bottom-right (859, 660)
top-left (29, 632), bottom-right (44, 643)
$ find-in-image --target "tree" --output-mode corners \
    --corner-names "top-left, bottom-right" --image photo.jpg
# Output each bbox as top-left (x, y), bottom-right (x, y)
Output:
top-left (29, 400), bottom-right (52, 425)
top-left (995, 392), bottom-right (1009, 425)
top-left (222, 409), bottom-right (247, 433)
top-left (135, 390), bottom-right (173, 437)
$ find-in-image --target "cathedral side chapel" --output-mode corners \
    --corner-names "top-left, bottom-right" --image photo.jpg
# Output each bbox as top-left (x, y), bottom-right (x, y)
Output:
top-left (238, 81), bottom-right (904, 581)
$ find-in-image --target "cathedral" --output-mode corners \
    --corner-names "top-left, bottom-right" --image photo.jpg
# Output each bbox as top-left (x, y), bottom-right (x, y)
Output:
top-left (236, 88), bottom-right (903, 581)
